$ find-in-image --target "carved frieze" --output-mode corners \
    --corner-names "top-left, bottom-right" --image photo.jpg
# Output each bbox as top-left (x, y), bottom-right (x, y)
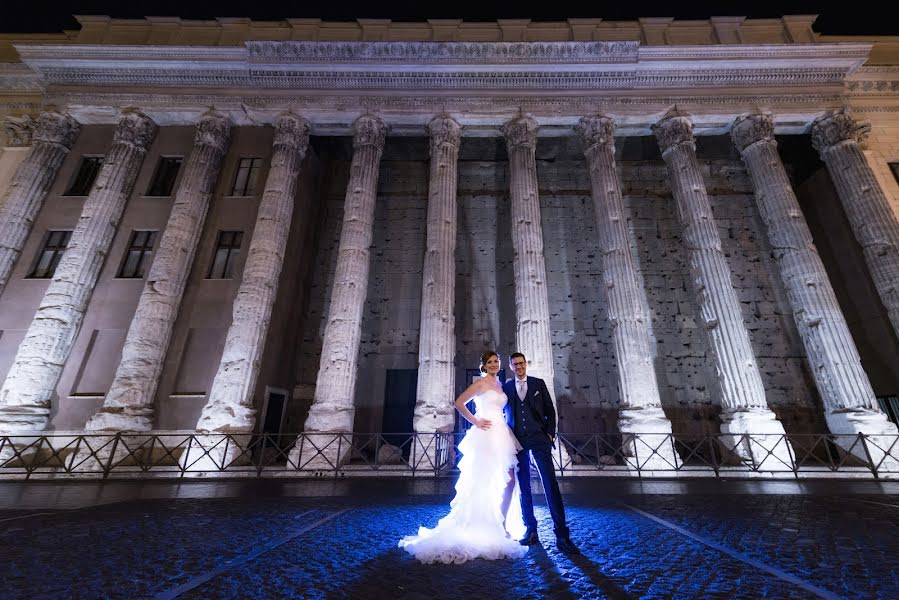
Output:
top-left (245, 41), bottom-right (640, 64)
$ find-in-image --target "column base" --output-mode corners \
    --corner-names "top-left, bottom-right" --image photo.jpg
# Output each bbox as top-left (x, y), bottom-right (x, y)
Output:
top-left (84, 408), bottom-right (153, 433)
top-left (618, 406), bottom-right (681, 471)
top-left (826, 409), bottom-right (899, 476)
top-left (0, 405), bottom-right (49, 433)
top-left (69, 432), bottom-right (166, 472)
top-left (719, 409), bottom-right (795, 471)
top-left (178, 432), bottom-right (253, 472)
top-left (0, 431), bottom-right (51, 466)
top-left (288, 431), bottom-right (354, 472)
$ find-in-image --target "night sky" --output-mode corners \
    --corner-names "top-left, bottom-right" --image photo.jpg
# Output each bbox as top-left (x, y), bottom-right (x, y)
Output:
top-left (2, 0), bottom-right (896, 36)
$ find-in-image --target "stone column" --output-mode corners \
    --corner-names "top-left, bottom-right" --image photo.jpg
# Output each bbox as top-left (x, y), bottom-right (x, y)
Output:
top-left (0, 111), bottom-right (156, 432)
top-left (0, 112), bottom-right (80, 296)
top-left (811, 109), bottom-right (899, 342)
top-left (734, 113), bottom-right (897, 469)
top-left (292, 115), bottom-right (387, 470)
top-left (502, 116), bottom-right (571, 467)
top-left (412, 116), bottom-right (461, 467)
top-left (653, 111), bottom-right (791, 468)
top-left (502, 117), bottom-right (555, 385)
top-left (85, 113), bottom-right (232, 433)
top-left (577, 115), bottom-right (679, 470)
top-left (179, 115), bottom-right (310, 471)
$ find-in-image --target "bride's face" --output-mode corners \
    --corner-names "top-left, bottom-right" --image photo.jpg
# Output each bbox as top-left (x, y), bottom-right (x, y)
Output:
top-left (483, 354), bottom-right (500, 376)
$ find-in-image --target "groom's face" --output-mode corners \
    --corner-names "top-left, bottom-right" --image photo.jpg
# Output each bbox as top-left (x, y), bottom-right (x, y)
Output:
top-left (511, 356), bottom-right (528, 380)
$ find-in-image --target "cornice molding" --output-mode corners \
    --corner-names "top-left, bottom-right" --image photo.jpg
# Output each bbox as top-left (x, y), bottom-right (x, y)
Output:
top-left (10, 41), bottom-right (869, 94)
top-left (0, 63), bottom-right (45, 93)
top-left (845, 65), bottom-right (899, 94)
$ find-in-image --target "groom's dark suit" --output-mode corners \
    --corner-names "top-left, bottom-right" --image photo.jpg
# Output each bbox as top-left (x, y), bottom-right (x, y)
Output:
top-left (503, 376), bottom-right (569, 539)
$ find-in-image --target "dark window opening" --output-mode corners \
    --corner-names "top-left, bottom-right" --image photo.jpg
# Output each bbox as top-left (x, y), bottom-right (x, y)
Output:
top-left (28, 230), bottom-right (72, 278)
top-left (207, 230), bottom-right (243, 279)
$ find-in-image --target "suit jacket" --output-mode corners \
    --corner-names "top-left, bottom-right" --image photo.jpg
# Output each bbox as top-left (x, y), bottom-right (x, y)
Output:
top-left (502, 375), bottom-right (557, 442)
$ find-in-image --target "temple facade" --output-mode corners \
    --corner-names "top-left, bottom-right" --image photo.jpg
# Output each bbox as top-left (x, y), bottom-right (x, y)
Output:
top-left (0, 15), bottom-right (898, 465)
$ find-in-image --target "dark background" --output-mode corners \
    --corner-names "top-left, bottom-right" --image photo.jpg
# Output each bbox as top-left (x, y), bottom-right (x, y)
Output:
top-left (1, 1), bottom-right (896, 36)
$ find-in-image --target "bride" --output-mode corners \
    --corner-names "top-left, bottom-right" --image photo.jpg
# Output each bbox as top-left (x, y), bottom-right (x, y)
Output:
top-left (399, 351), bottom-right (528, 564)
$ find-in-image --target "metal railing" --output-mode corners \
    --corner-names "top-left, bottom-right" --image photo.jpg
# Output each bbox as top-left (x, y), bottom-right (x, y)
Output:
top-left (0, 431), bottom-right (897, 480)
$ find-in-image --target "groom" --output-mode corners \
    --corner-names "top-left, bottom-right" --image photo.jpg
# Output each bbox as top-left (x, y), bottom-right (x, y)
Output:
top-left (503, 352), bottom-right (580, 554)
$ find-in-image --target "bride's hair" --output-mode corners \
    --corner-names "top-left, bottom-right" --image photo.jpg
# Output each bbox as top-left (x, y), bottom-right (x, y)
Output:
top-left (479, 350), bottom-right (499, 373)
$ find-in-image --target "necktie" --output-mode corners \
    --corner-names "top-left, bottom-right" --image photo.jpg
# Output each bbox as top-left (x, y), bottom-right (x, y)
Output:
top-left (517, 379), bottom-right (526, 401)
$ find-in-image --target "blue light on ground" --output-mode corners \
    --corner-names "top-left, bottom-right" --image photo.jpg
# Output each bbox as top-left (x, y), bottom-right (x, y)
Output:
top-left (1, 482), bottom-right (896, 599)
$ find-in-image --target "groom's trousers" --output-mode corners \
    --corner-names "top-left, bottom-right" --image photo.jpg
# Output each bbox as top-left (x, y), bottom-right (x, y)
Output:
top-left (516, 439), bottom-right (569, 538)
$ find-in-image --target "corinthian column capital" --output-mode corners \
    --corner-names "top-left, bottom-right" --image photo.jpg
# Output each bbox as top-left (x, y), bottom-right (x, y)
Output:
top-left (194, 112), bottom-right (232, 150)
top-left (810, 109), bottom-right (869, 156)
top-left (731, 113), bottom-right (775, 153)
top-left (427, 115), bottom-right (462, 155)
top-left (502, 115), bottom-right (539, 148)
top-left (576, 115), bottom-right (616, 151)
top-left (2, 115), bottom-right (35, 147)
top-left (273, 113), bottom-right (311, 153)
top-left (31, 112), bottom-right (80, 149)
top-left (652, 111), bottom-right (695, 155)
top-left (352, 115), bottom-right (388, 150)
top-left (113, 111), bottom-right (157, 149)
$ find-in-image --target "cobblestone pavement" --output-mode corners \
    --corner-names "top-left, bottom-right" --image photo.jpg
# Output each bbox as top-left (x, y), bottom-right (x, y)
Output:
top-left (1, 479), bottom-right (897, 599)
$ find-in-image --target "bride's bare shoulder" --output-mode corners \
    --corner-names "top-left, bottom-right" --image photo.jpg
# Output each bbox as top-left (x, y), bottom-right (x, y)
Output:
top-left (471, 378), bottom-right (490, 391)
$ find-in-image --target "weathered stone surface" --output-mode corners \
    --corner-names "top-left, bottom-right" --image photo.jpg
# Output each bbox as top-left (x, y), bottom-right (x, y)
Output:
top-left (733, 114), bottom-right (891, 425)
top-left (294, 135), bottom-right (815, 448)
top-left (294, 116), bottom-right (387, 467)
top-left (811, 109), bottom-right (899, 342)
top-left (502, 116), bottom-right (556, 389)
top-left (0, 112), bottom-right (80, 296)
top-left (577, 115), bottom-right (677, 470)
top-left (654, 111), bottom-right (790, 466)
top-left (0, 111), bottom-right (155, 432)
top-left (197, 114), bottom-right (310, 434)
top-left (2, 114), bottom-right (36, 147)
top-left (414, 116), bottom-right (461, 436)
top-left (85, 113), bottom-right (232, 432)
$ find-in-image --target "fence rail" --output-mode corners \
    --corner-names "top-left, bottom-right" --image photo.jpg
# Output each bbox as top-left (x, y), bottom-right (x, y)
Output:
top-left (0, 431), bottom-right (897, 480)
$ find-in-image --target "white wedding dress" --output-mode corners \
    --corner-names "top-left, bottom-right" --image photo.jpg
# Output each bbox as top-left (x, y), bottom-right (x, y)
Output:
top-left (399, 388), bottom-right (528, 564)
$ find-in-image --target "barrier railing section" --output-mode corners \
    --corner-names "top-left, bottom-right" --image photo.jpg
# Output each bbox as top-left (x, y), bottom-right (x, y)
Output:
top-left (0, 432), bottom-right (896, 479)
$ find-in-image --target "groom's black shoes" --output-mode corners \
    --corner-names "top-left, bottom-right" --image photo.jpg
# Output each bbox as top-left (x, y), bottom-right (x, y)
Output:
top-left (519, 528), bottom-right (539, 545)
top-left (556, 536), bottom-right (581, 555)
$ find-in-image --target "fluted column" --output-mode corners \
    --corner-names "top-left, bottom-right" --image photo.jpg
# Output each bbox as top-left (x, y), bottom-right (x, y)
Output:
top-left (413, 116), bottom-right (461, 442)
top-left (0, 111), bottom-right (156, 432)
top-left (734, 114), bottom-right (897, 467)
top-left (0, 112), bottom-right (80, 296)
top-left (811, 109), bottom-right (899, 341)
top-left (653, 111), bottom-right (790, 467)
top-left (195, 114), bottom-right (310, 434)
top-left (577, 116), bottom-right (678, 469)
top-left (293, 115), bottom-right (387, 469)
top-left (502, 116), bottom-right (572, 468)
top-left (85, 113), bottom-right (232, 433)
top-left (502, 116), bottom-right (556, 387)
